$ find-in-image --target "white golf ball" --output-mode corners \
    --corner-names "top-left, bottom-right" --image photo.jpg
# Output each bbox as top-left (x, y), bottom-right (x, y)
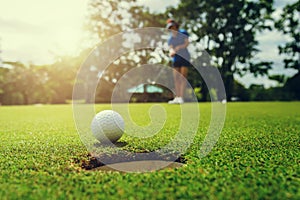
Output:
top-left (91, 110), bottom-right (125, 143)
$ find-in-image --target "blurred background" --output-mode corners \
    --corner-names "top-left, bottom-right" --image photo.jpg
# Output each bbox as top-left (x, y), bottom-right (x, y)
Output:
top-left (0, 0), bottom-right (299, 104)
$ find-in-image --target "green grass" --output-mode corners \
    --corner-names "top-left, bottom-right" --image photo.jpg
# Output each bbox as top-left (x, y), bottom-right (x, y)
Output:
top-left (0, 102), bottom-right (299, 199)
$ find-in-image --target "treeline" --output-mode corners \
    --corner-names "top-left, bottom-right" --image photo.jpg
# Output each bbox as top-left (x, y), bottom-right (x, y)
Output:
top-left (231, 77), bottom-right (300, 101)
top-left (0, 54), bottom-right (299, 105)
top-left (0, 55), bottom-right (83, 105)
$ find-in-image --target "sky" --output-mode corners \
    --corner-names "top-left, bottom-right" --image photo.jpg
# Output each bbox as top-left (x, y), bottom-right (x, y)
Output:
top-left (0, 0), bottom-right (297, 88)
top-left (0, 0), bottom-right (89, 64)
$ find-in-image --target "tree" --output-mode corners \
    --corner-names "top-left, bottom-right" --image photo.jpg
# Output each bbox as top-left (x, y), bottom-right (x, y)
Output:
top-left (0, 67), bottom-right (9, 104)
top-left (0, 54), bottom-right (84, 105)
top-left (167, 0), bottom-right (274, 100)
top-left (1, 62), bottom-right (44, 105)
top-left (83, 0), bottom-right (170, 103)
top-left (86, 0), bottom-right (167, 40)
top-left (45, 56), bottom-right (80, 103)
top-left (275, 0), bottom-right (300, 72)
top-left (275, 0), bottom-right (300, 100)
top-left (284, 72), bottom-right (300, 100)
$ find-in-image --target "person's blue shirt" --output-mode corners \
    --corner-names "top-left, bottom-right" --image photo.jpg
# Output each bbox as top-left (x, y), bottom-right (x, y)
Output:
top-left (168, 29), bottom-right (190, 62)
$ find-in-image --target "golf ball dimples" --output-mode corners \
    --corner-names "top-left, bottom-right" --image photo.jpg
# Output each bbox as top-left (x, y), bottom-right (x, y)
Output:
top-left (91, 110), bottom-right (124, 143)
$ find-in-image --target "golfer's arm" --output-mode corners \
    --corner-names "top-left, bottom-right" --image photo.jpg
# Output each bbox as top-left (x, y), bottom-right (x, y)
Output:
top-left (169, 45), bottom-right (176, 57)
top-left (175, 38), bottom-right (189, 51)
top-left (169, 45), bottom-right (175, 51)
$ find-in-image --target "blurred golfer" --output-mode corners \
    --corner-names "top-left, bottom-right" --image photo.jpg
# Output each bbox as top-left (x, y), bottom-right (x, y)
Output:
top-left (166, 19), bottom-right (191, 104)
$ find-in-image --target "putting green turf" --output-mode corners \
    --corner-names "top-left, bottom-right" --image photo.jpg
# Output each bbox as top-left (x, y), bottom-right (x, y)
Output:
top-left (0, 102), bottom-right (299, 199)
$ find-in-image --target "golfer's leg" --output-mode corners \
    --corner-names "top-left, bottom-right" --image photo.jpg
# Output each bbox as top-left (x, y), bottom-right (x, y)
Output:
top-left (173, 67), bottom-right (181, 97)
top-left (179, 67), bottom-right (188, 97)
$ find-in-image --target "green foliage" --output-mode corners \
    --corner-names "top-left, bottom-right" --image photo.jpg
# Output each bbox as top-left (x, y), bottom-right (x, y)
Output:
top-left (0, 103), bottom-right (299, 199)
top-left (275, 0), bottom-right (300, 71)
top-left (0, 53), bottom-right (88, 105)
top-left (284, 72), bottom-right (300, 100)
top-left (45, 56), bottom-right (82, 103)
top-left (232, 80), bottom-right (249, 101)
top-left (86, 0), bottom-right (166, 42)
top-left (78, 0), bottom-right (170, 104)
top-left (246, 84), bottom-right (297, 101)
top-left (269, 74), bottom-right (287, 85)
top-left (0, 62), bottom-right (47, 105)
top-left (167, 0), bottom-right (274, 100)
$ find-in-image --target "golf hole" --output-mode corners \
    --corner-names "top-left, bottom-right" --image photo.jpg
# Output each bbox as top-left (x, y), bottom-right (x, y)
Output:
top-left (81, 152), bottom-right (186, 172)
